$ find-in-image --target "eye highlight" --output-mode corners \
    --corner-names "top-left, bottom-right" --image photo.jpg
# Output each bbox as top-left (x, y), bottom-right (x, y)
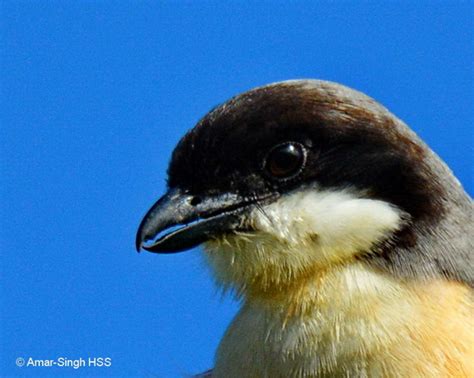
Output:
top-left (264, 142), bottom-right (307, 179)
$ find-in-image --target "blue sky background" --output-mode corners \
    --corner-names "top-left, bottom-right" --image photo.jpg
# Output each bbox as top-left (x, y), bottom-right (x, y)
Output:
top-left (1, 2), bottom-right (472, 377)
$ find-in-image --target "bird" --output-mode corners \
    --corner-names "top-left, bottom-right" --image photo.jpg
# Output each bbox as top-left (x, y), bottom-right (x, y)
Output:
top-left (136, 80), bottom-right (473, 377)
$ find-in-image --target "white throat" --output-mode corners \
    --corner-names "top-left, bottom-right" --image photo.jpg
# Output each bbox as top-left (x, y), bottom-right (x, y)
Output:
top-left (204, 187), bottom-right (406, 295)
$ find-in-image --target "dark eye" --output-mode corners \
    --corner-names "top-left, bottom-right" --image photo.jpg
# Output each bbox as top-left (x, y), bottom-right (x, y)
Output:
top-left (264, 142), bottom-right (306, 179)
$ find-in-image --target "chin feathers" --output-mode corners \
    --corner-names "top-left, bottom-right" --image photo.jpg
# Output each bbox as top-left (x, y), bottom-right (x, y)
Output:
top-left (204, 187), bottom-right (406, 296)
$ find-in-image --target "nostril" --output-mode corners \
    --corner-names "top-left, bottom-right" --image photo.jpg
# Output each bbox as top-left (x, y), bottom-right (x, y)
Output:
top-left (190, 196), bottom-right (202, 206)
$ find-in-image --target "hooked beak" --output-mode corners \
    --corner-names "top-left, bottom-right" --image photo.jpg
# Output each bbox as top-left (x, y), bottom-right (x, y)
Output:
top-left (136, 188), bottom-right (270, 253)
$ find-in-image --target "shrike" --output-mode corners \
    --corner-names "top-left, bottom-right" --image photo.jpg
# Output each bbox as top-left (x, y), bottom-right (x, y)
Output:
top-left (136, 80), bottom-right (473, 377)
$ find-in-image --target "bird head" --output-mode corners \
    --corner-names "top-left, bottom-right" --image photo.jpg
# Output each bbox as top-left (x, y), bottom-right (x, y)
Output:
top-left (136, 80), bottom-right (469, 296)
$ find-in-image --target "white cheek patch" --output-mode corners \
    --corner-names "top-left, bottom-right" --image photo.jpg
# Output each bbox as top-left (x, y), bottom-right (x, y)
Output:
top-left (251, 188), bottom-right (405, 258)
top-left (204, 187), bottom-right (407, 290)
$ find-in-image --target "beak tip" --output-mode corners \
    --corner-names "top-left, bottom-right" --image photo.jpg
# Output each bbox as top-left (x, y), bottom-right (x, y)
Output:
top-left (135, 235), bottom-right (144, 253)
